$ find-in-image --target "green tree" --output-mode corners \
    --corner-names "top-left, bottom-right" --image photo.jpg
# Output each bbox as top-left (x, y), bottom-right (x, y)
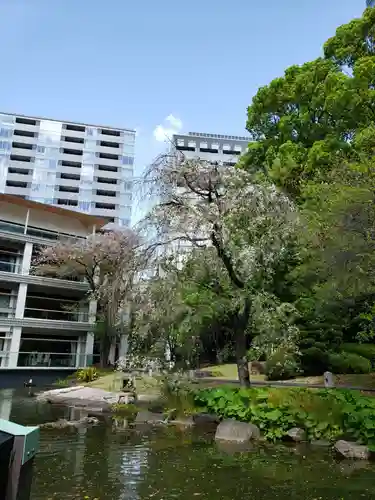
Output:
top-left (140, 156), bottom-right (298, 386)
top-left (241, 8), bottom-right (375, 200)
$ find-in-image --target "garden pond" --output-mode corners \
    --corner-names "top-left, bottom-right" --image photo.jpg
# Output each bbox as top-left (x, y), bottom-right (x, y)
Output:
top-left (1, 388), bottom-right (375, 499)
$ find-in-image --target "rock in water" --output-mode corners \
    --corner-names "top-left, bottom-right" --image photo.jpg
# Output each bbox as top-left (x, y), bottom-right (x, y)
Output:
top-left (135, 411), bottom-right (166, 425)
top-left (286, 428), bottom-right (306, 442)
top-left (40, 416), bottom-right (99, 429)
top-left (215, 420), bottom-right (260, 443)
top-left (170, 417), bottom-right (195, 429)
top-left (334, 440), bottom-right (370, 460)
top-left (193, 413), bottom-right (220, 426)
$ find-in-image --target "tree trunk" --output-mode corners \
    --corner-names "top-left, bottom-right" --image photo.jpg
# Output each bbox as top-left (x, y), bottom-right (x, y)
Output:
top-left (234, 296), bottom-right (252, 387)
top-left (100, 336), bottom-right (111, 368)
top-left (235, 330), bottom-right (250, 387)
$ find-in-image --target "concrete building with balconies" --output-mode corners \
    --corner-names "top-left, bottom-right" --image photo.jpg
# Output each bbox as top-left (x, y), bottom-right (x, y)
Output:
top-left (0, 193), bottom-right (108, 370)
top-left (0, 112), bottom-right (135, 227)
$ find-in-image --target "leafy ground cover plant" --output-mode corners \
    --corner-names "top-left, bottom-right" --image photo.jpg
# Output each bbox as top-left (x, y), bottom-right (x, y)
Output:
top-left (193, 386), bottom-right (375, 446)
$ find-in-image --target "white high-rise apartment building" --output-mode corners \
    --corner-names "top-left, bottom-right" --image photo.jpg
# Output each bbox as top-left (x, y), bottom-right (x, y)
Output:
top-left (0, 112), bottom-right (135, 226)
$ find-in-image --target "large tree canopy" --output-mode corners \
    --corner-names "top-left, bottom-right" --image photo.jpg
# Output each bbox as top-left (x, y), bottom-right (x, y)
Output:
top-left (139, 155), bottom-right (298, 385)
top-left (241, 7), bottom-right (375, 200)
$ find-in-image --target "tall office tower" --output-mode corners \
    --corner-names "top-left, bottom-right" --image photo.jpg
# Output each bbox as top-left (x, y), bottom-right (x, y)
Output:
top-left (0, 112), bottom-right (135, 226)
top-left (165, 131), bottom-right (250, 266)
top-left (172, 131), bottom-right (250, 165)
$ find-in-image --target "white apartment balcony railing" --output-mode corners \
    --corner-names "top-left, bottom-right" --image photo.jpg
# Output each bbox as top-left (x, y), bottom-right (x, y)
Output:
top-left (0, 260), bottom-right (21, 273)
top-left (0, 219), bottom-right (85, 242)
top-left (0, 351), bottom-right (100, 368)
top-left (0, 299), bottom-right (89, 322)
top-left (23, 307), bottom-right (89, 322)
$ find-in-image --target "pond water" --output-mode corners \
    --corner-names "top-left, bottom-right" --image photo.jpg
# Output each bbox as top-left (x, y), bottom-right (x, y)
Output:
top-left (1, 389), bottom-right (375, 500)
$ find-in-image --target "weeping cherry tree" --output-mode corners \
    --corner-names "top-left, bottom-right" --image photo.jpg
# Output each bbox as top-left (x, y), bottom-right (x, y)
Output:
top-left (141, 153), bottom-right (298, 386)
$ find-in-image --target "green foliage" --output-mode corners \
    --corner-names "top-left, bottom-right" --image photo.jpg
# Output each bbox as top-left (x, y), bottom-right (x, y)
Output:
top-left (243, 9), bottom-right (375, 201)
top-left (300, 345), bottom-right (330, 376)
top-left (76, 367), bottom-right (98, 383)
top-left (53, 378), bottom-right (70, 388)
top-left (110, 403), bottom-right (138, 419)
top-left (342, 343), bottom-right (375, 366)
top-left (265, 349), bottom-right (300, 380)
top-left (328, 352), bottom-right (371, 374)
top-left (194, 386), bottom-right (375, 445)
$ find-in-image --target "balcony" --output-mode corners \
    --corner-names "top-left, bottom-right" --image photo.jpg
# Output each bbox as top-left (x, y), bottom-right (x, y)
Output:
top-left (0, 351), bottom-right (99, 368)
top-left (0, 219), bottom-right (84, 242)
top-left (24, 307), bottom-right (89, 322)
top-left (0, 259), bottom-right (21, 274)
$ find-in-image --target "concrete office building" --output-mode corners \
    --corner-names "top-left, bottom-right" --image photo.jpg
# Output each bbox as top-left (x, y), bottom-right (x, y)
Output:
top-left (0, 193), bottom-right (109, 370)
top-left (165, 132), bottom-right (250, 265)
top-left (0, 112), bottom-right (135, 226)
top-left (172, 131), bottom-right (250, 165)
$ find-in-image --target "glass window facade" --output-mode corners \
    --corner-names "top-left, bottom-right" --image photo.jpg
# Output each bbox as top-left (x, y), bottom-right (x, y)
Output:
top-left (0, 114), bottom-right (135, 224)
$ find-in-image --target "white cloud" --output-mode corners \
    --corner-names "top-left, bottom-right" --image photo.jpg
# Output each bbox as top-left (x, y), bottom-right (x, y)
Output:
top-left (153, 114), bottom-right (183, 142)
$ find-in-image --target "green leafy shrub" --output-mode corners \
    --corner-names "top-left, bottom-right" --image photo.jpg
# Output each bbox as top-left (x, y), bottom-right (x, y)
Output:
top-left (265, 349), bottom-right (300, 380)
top-left (110, 403), bottom-right (138, 419)
top-left (328, 352), bottom-right (371, 374)
top-left (300, 346), bottom-right (330, 376)
top-left (76, 367), bottom-right (98, 383)
top-left (193, 387), bottom-right (375, 446)
top-left (342, 343), bottom-right (375, 367)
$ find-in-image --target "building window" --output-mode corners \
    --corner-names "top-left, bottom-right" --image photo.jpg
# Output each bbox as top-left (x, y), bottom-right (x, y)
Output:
top-left (36, 145), bottom-right (46, 154)
top-left (86, 127), bottom-right (98, 137)
top-left (122, 156), bottom-right (134, 165)
top-left (121, 168), bottom-right (133, 179)
top-left (83, 152), bottom-right (96, 163)
top-left (0, 141), bottom-right (10, 151)
top-left (79, 201), bottom-right (91, 212)
top-left (85, 139), bottom-right (97, 150)
top-left (49, 159), bottom-right (57, 169)
top-left (0, 127), bottom-right (12, 138)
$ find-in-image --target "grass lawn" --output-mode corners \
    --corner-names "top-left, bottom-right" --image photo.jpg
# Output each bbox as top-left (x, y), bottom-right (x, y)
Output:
top-left (88, 372), bottom-right (162, 395)
top-left (200, 364), bottom-right (375, 389)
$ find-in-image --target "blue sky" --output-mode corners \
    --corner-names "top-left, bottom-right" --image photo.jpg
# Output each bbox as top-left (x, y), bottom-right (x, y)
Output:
top-left (0, 0), bottom-right (367, 194)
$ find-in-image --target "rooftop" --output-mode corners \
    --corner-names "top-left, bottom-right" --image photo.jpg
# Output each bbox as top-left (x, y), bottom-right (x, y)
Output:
top-left (0, 110), bottom-right (136, 134)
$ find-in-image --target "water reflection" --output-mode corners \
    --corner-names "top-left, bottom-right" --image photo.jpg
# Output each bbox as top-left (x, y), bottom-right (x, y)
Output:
top-left (1, 389), bottom-right (375, 499)
top-left (0, 388), bottom-right (13, 420)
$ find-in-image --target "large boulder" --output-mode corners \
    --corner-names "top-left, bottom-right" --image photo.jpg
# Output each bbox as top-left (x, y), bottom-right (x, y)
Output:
top-left (215, 419), bottom-right (260, 443)
top-left (286, 428), bottom-right (306, 442)
top-left (37, 387), bottom-right (120, 410)
top-left (334, 440), bottom-right (371, 460)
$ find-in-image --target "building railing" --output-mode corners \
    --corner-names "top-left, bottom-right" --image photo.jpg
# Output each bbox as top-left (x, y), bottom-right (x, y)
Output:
top-left (0, 219), bottom-right (85, 242)
top-left (29, 268), bottom-right (87, 283)
top-left (0, 351), bottom-right (100, 368)
top-left (0, 260), bottom-right (21, 273)
top-left (24, 307), bottom-right (89, 322)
